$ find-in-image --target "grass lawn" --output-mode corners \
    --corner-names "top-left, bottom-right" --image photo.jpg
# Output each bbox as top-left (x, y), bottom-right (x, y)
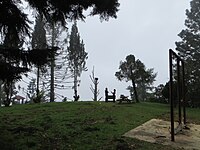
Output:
top-left (0, 102), bottom-right (199, 150)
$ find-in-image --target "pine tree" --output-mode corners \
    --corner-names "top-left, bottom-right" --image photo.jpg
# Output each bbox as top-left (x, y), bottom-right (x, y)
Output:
top-left (115, 54), bottom-right (156, 102)
top-left (42, 22), bottom-right (71, 102)
top-left (0, 23), bottom-right (28, 106)
top-left (175, 0), bottom-right (200, 104)
top-left (67, 22), bottom-right (88, 101)
top-left (31, 14), bottom-right (47, 99)
top-left (27, 78), bottom-right (36, 102)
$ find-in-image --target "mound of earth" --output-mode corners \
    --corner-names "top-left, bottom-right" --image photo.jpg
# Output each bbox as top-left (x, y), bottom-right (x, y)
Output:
top-left (124, 119), bottom-right (200, 150)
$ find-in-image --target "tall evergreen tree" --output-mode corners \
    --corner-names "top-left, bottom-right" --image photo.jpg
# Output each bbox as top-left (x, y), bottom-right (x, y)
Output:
top-left (42, 22), bottom-right (70, 102)
top-left (0, 23), bottom-right (28, 106)
top-left (175, 0), bottom-right (200, 103)
top-left (115, 54), bottom-right (156, 102)
top-left (31, 14), bottom-right (47, 99)
top-left (67, 22), bottom-right (88, 101)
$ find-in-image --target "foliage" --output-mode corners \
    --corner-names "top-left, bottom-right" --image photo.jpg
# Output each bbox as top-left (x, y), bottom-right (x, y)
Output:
top-left (26, 78), bottom-right (46, 103)
top-left (27, 78), bottom-right (37, 103)
top-left (31, 14), bottom-right (48, 100)
top-left (32, 90), bottom-right (46, 103)
top-left (43, 21), bottom-right (71, 102)
top-left (175, 0), bottom-right (200, 106)
top-left (67, 22), bottom-right (88, 101)
top-left (115, 54), bottom-right (157, 102)
top-left (62, 97), bottom-right (67, 102)
top-left (150, 84), bottom-right (168, 104)
top-left (0, 0), bottom-right (119, 104)
top-left (0, 49), bottom-right (51, 107)
top-left (0, 102), bottom-right (194, 149)
top-left (0, 27), bottom-right (29, 106)
top-left (31, 15), bottom-right (47, 52)
top-left (0, 62), bottom-right (29, 83)
top-left (0, 0), bottom-right (119, 48)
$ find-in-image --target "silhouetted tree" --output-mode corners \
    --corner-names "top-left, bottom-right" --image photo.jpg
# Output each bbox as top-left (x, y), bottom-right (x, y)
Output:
top-left (67, 22), bottom-right (88, 101)
top-left (27, 78), bottom-right (36, 103)
top-left (41, 22), bottom-right (71, 102)
top-left (90, 66), bottom-right (100, 101)
top-left (0, 0), bottom-right (119, 47)
top-left (31, 14), bottom-right (47, 99)
top-left (162, 81), bottom-right (178, 106)
top-left (0, 62), bottom-right (28, 106)
top-left (152, 84), bottom-right (168, 103)
top-left (0, 23), bottom-right (28, 106)
top-left (115, 54), bottom-right (156, 103)
top-left (175, 0), bottom-right (200, 105)
top-left (0, 0), bottom-right (119, 103)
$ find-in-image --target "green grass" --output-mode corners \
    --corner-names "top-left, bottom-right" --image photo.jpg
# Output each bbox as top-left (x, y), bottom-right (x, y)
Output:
top-left (0, 102), bottom-right (199, 150)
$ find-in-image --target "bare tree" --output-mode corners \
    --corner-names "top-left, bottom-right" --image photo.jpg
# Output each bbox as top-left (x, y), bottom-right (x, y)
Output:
top-left (90, 66), bottom-right (101, 101)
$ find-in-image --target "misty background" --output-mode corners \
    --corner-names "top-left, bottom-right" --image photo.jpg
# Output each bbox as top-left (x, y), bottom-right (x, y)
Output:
top-left (18, 0), bottom-right (190, 101)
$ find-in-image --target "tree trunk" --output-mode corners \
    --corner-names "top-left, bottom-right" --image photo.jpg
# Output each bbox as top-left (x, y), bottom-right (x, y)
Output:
top-left (36, 66), bottom-right (40, 98)
top-left (131, 79), bottom-right (139, 103)
top-left (0, 81), bottom-right (2, 106)
top-left (50, 22), bottom-right (55, 102)
top-left (73, 70), bottom-right (79, 101)
top-left (130, 65), bottom-right (139, 103)
top-left (4, 82), bottom-right (10, 107)
top-left (94, 78), bottom-right (98, 101)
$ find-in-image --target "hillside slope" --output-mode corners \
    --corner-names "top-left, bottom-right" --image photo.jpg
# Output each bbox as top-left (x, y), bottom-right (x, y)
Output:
top-left (0, 102), bottom-right (199, 149)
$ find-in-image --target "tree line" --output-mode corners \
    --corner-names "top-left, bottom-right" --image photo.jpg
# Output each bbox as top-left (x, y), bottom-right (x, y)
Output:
top-left (152, 0), bottom-right (200, 107)
top-left (1, 0), bottom-right (200, 107)
top-left (0, 18), bottom-right (88, 105)
top-left (114, 0), bottom-right (200, 106)
top-left (0, 0), bottom-right (119, 106)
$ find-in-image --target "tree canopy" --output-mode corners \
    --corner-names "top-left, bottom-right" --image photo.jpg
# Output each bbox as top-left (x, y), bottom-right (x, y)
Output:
top-left (115, 54), bottom-right (157, 102)
top-left (67, 22), bottom-right (88, 101)
top-left (0, 0), bottom-right (119, 105)
top-left (175, 0), bottom-right (200, 104)
top-left (0, 0), bottom-right (120, 43)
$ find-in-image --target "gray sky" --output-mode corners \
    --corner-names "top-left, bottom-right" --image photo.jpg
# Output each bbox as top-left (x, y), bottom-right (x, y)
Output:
top-left (73, 0), bottom-right (190, 100)
top-left (18, 0), bottom-right (190, 101)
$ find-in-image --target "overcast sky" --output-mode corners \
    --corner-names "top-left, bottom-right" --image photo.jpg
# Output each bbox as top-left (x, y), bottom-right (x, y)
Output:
top-left (66, 0), bottom-right (190, 100)
top-left (19, 0), bottom-right (190, 101)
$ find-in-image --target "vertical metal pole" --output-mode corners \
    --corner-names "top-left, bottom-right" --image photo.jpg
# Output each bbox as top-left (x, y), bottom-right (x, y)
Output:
top-left (169, 49), bottom-right (175, 141)
top-left (177, 59), bottom-right (181, 125)
top-left (182, 61), bottom-right (186, 124)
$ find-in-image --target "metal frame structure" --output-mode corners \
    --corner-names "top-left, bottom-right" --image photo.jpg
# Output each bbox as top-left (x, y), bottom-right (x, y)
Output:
top-left (169, 49), bottom-right (186, 141)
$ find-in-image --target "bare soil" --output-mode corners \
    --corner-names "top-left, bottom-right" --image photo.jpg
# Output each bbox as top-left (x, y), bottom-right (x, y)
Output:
top-left (124, 119), bottom-right (200, 150)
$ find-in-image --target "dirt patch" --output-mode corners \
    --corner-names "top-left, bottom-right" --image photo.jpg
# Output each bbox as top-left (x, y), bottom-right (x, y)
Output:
top-left (124, 119), bottom-right (200, 150)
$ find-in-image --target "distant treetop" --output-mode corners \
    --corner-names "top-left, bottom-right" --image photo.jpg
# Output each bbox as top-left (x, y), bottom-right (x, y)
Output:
top-left (0, 0), bottom-right (120, 43)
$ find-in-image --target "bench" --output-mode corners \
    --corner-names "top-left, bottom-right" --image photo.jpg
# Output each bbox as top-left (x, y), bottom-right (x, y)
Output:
top-left (105, 88), bottom-right (116, 102)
